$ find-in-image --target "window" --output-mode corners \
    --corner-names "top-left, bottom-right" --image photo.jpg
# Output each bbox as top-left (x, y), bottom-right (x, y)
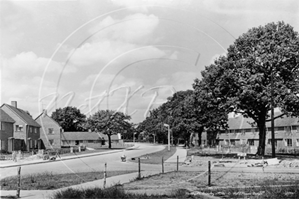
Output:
top-left (30, 127), bottom-right (33, 133)
top-left (276, 127), bottom-right (285, 131)
top-left (49, 139), bottom-right (54, 145)
top-left (15, 125), bottom-right (23, 131)
top-left (285, 139), bottom-right (292, 147)
top-left (245, 129), bottom-right (252, 133)
top-left (292, 126), bottom-right (298, 130)
top-left (34, 128), bottom-right (38, 133)
top-left (230, 140), bottom-right (236, 146)
top-left (48, 128), bottom-right (54, 134)
top-left (88, 140), bottom-right (94, 143)
top-left (248, 139), bottom-right (254, 146)
top-left (0, 122), bottom-right (5, 130)
top-left (296, 139), bottom-right (299, 147)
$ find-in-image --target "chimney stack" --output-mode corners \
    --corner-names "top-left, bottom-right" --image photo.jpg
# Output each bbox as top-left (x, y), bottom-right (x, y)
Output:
top-left (11, 101), bottom-right (17, 108)
top-left (43, 109), bottom-right (47, 117)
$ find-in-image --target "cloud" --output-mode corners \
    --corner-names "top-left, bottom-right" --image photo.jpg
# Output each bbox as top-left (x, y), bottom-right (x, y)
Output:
top-left (68, 13), bottom-right (164, 67)
top-left (89, 13), bottom-right (159, 43)
top-left (0, 52), bottom-right (76, 116)
top-left (2, 52), bottom-right (76, 77)
top-left (110, 0), bottom-right (193, 12)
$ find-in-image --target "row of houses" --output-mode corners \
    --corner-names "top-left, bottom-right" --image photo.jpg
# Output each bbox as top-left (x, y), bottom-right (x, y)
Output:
top-left (194, 113), bottom-right (299, 152)
top-left (0, 101), bottom-right (123, 153)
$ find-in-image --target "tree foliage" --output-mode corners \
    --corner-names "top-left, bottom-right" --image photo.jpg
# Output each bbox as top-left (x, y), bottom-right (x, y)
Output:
top-left (51, 106), bottom-right (86, 132)
top-left (138, 90), bottom-right (228, 147)
top-left (195, 21), bottom-right (298, 155)
top-left (86, 110), bottom-right (131, 148)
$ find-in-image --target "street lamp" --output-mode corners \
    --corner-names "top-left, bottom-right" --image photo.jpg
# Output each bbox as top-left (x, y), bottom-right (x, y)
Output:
top-left (271, 70), bottom-right (275, 158)
top-left (164, 123), bottom-right (170, 151)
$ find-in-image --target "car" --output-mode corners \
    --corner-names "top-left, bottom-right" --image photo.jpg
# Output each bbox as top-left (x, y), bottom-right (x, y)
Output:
top-left (43, 151), bottom-right (60, 161)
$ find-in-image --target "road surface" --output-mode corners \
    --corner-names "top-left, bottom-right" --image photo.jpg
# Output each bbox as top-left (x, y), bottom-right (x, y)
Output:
top-left (0, 143), bottom-right (165, 180)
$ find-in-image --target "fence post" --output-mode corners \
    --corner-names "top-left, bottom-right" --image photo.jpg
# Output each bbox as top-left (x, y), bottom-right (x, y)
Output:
top-left (208, 161), bottom-right (211, 186)
top-left (162, 157), bottom-right (164, 174)
top-left (103, 163), bottom-right (107, 188)
top-left (138, 158), bottom-right (141, 179)
top-left (16, 166), bottom-right (21, 198)
top-left (177, 155), bottom-right (179, 171)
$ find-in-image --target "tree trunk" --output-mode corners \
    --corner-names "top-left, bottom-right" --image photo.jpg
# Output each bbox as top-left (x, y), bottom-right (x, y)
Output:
top-left (108, 134), bottom-right (112, 149)
top-left (197, 126), bottom-right (204, 147)
top-left (189, 132), bottom-right (195, 147)
top-left (257, 117), bottom-right (267, 156)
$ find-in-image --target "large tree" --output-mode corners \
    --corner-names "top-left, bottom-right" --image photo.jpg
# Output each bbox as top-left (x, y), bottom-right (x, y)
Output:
top-left (86, 110), bottom-right (131, 148)
top-left (51, 106), bottom-right (86, 132)
top-left (197, 21), bottom-right (298, 155)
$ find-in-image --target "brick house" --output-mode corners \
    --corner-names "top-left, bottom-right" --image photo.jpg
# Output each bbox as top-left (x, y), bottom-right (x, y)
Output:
top-left (0, 109), bottom-right (15, 152)
top-left (61, 131), bottom-right (123, 148)
top-left (1, 101), bottom-right (41, 151)
top-left (35, 110), bottom-right (63, 149)
top-left (217, 114), bottom-right (299, 153)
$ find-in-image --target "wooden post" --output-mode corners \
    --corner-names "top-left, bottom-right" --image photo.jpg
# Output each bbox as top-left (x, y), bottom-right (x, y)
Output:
top-left (16, 166), bottom-right (21, 198)
top-left (103, 163), bottom-right (107, 188)
top-left (208, 161), bottom-right (211, 186)
top-left (162, 157), bottom-right (164, 174)
top-left (177, 155), bottom-right (179, 171)
top-left (138, 158), bottom-right (141, 179)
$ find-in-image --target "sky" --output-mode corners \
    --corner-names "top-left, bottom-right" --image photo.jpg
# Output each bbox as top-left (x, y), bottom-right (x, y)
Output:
top-left (1, 0), bottom-right (299, 123)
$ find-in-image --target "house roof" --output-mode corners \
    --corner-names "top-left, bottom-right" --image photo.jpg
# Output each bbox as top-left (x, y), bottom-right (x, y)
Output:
top-left (228, 113), bottom-right (299, 130)
top-left (61, 131), bottom-right (120, 141)
top-left (0, 109), bottom-right (15, 123)
top-left (35, 111), bottom-right (62, 128)
top-left (1, 104), bottom-right (40, 127)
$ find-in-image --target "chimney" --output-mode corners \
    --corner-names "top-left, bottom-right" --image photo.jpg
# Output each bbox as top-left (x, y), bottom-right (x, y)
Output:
top-left (43, 109), bottom-right (47, 117)
top-left (11, 101), bottom-right (17, 108)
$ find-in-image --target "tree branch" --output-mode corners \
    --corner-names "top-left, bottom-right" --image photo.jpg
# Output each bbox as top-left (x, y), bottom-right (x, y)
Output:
top-left (265, 113), bottom-right (285, 122)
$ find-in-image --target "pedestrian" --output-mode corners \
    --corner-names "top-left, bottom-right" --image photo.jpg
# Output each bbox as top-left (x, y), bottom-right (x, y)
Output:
top-left (12, 151), bottom-right (16, 162)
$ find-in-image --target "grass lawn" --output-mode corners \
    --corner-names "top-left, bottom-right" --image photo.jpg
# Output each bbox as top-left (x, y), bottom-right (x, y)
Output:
top-left (0, 170), bottom-right (136, 190)
top-left (129, 146), bottom-right (177, 164)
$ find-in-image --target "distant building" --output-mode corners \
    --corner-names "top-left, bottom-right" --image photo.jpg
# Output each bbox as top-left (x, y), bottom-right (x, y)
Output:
top-left (35, 110), bottom-right (63, 149)
top-left (0, 109), bottom-right (15, 152)
top-left (1, 101), bottom-right (41, 151)
top-left (61, 131), bottom-right (123, 148)
top-left (217, 114), bottom-right (299, 153)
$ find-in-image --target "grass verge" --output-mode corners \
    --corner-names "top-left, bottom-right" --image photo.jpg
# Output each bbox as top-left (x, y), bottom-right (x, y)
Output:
top-left (199, 184), bottom-right (299, 198)
top-left (129, 146), bottom-right (177, 164)
top-left (0, 170), bottom-right (136, 190)
top-left (123, 170), bottom-right (299, 198)
top-left (52, 185), bottom-right (188, 199)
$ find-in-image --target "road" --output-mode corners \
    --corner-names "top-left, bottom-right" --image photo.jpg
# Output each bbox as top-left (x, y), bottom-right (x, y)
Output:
top-left (0, 143), bottom-right (165, 180)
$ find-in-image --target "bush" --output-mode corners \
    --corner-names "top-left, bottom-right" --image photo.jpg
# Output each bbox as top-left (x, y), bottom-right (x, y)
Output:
top-left (0, 149), bottom-right (11, 154)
